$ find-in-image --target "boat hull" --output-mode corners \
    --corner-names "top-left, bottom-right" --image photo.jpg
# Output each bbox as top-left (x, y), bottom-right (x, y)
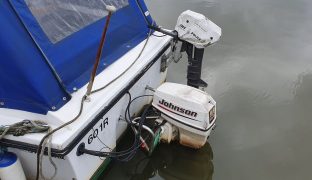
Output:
top-left (5, 38), bottom-right (171, 180)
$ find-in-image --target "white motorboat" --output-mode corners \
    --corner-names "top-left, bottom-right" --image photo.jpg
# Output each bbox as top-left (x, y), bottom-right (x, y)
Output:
top-left (0, 0), bottom-right (221, 179)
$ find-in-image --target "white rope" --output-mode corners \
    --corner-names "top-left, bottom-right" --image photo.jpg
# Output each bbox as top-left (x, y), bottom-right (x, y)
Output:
top-left (39, 129), bottom-right (57, 180)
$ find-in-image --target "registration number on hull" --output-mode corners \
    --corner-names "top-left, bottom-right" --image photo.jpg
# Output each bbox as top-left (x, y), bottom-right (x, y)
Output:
top-left (87, 117), bottom-right (109, 144)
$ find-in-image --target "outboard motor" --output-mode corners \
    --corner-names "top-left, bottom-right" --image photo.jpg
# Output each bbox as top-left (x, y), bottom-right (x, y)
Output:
top-left (152, 83), bottom-right (216, 149)
top-left (149, 10), bottom-right (221, 149)
top-left (175, 10), bottom-right (222, 88)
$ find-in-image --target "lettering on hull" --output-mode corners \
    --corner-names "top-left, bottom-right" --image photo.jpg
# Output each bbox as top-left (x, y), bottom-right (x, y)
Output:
top-left (87, 117), bottom-right (109, 144)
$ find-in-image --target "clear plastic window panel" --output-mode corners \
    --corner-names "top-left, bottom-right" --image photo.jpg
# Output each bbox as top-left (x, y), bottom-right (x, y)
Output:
top-left (25, 0), bottom-right (129, 43)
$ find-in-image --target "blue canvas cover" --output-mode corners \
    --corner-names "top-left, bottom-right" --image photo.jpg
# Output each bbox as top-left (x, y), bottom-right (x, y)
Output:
top-left (0, 0), bottom-right (152, 114)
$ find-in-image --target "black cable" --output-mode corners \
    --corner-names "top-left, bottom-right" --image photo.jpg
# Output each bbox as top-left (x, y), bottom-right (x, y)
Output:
top-left (125, 92), bottom-right (133, 124)
top-left (117, 94), bottom-right (153, 161)
top-left (91, 94), bottom-right (154, 161)
top-left (92, 127), bottom-right (113, 151)
top-left (127, 94), bottom-right (153, 124)
top-left (110, 92), bottom-right (140, 161)
top-left (92, 127), bottom-right (113, 160)
top-left (125, 95), bottom-right (152, 160)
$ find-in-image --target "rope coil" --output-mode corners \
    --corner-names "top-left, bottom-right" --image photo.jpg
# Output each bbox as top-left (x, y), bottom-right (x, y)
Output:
top-left (0, 120), bottom-right (50, 140)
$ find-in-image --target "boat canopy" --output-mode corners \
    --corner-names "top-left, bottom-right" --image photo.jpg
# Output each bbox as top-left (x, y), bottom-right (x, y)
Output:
top-left (0, 0), bottom-right (152, 114)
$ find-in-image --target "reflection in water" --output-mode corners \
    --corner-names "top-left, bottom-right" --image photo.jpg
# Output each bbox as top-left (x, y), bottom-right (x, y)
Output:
top-left (293, 73), bottom-right (312, 107)
top-left (144, 0), bottom-right (312, 179)
top-left (103, 143), bottom-right (214, 180)
top-left (131, 143), bottom-right (214, 180)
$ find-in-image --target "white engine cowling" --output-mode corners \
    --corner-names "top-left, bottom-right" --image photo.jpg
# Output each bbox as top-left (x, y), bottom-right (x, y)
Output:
top-left (152, 82), bottom-right (216, 149)
top-left (175, 10), bottom-right (222, 48)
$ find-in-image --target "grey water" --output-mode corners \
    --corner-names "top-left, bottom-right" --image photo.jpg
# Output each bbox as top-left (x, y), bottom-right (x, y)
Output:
top-left (103, 0), bottom-right (312, 179)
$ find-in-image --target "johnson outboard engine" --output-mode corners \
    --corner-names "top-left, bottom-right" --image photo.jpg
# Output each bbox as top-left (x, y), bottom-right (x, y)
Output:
top-left (152, 83), bottom-right (216, 149)
top-left (149, 10), bottom-right (221, 149)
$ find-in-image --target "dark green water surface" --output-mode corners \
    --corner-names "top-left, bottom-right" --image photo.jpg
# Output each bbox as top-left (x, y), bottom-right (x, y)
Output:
top-left (103, 0), bottom-right (312, 179)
